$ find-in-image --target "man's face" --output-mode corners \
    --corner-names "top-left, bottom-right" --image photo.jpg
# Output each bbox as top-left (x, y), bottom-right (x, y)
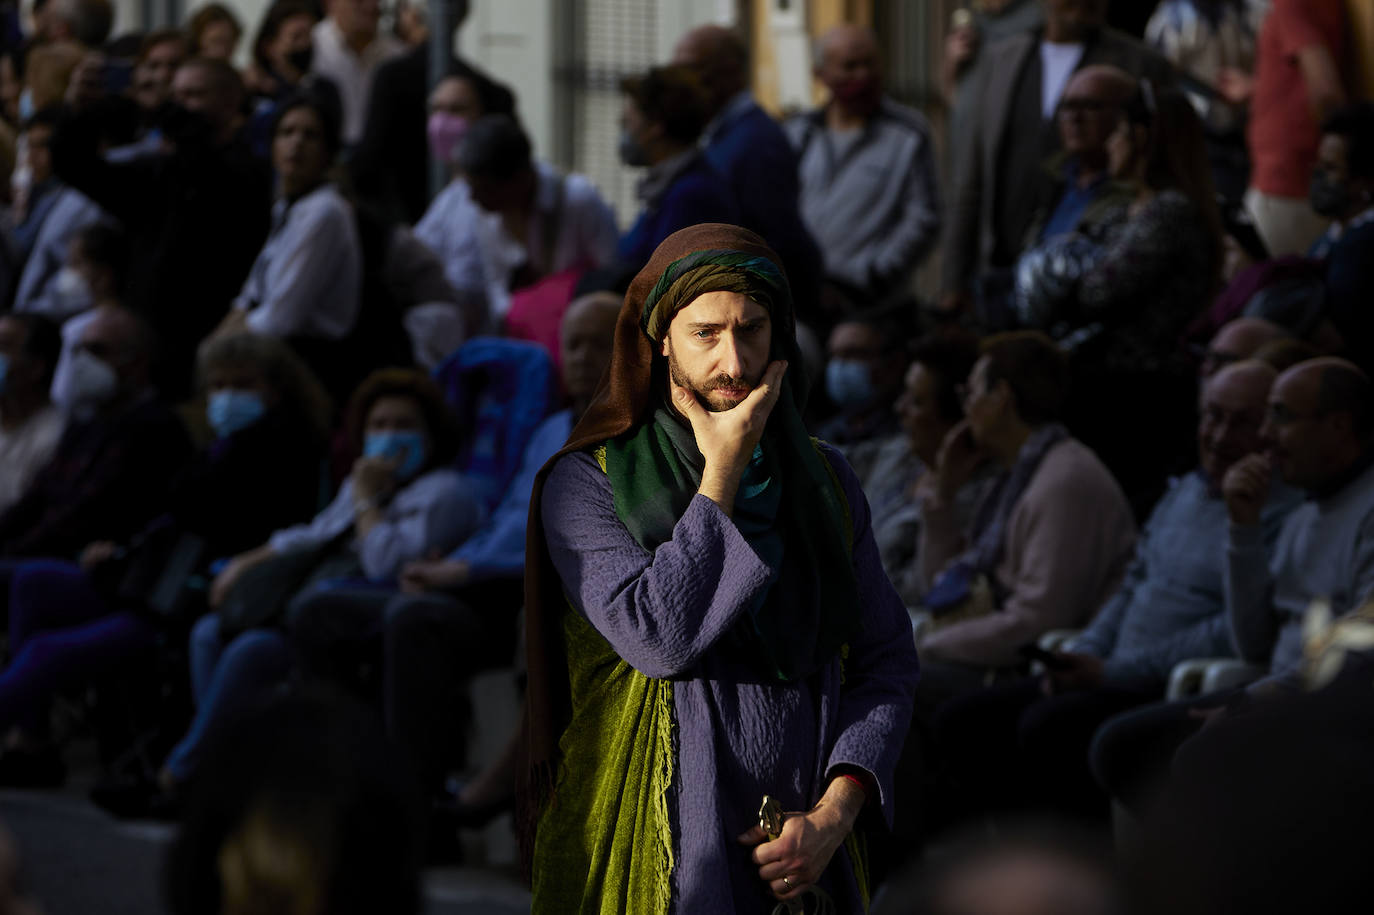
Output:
top-left (172, 64), bottom-right (225, 123)
top-left (1197, 366), bottom-right (1269, 486)
top-left (559, 295), bottom-right (619, 409)
top-left (661, 290), bottom-right (772, 412)
top-left (961, 356), bottom-right (1012, 446)
top-left (1041, 0), bottom-right (1108, 40)
top-left (430, 76), bottom-right (483, 119)
top-left (138, 38), bottom-right (186, 108)
top-left (1057, 73), bottom-right (1124, 157)
top-left (817, 29), bottom-right (881, 108)
top-left (1261, 369), bottom-right (1350, 490)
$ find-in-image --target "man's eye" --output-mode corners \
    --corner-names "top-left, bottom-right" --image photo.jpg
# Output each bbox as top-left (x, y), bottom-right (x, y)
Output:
top-left (693, 330), bottom-right (715, 340)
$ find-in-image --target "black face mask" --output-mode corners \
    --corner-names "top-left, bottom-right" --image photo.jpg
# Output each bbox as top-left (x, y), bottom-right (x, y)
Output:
top-left (286, 46), bottom-right (314, 76)
top-left (157, 102), bottom-right (215, 148)
top-left (1310, 171), bottom-right (1351, 219)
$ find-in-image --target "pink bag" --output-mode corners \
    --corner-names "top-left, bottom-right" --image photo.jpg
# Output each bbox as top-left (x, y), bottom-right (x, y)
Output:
top-left (502, 265), bottom-right (585, 372)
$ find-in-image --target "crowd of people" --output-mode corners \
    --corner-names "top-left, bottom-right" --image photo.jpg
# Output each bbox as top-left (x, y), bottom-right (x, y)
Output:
top-left (0, 0), bottom-right (1370, 911)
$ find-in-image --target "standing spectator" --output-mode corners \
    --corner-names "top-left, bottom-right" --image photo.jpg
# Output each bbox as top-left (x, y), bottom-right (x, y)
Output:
top-left (1309, 104), bottom-right (1374, 373)
top-left (0, 307), bottom-right (191, 559)
top-left (245, 0), bottom-right (321, 102)
top-left (671, 24), bottom-right (825, 324)
top-left (51, 58), bottom-right (273, 398)
top-left (351, 0), bottom-right (478, 224)
top-left (1238, 0), bottom-right (1348, 256)
top-left (187, 4), bottom-right (242, 62)
top-left (916, 331), bottom-right (1135, 703)
top-left (309, 0), bottom-right (404, 147)
top-left (0, 314), bottom-right (63, 515)
top-left (942, 0), bottom-right (1046, 118)
top-left (941, 0), bottom-right (1174, 322)
top-left (125, 29), bottom-right (190, 120)
top-left (437, 115), bottom-right (617, 330)
top-left (615, 65), bottom-right (738, 275)
top-left (785, 24), bottom-right (940, 304)
top-left (9, 106), bottom-right (103, 317)
top-left (214, 92), bottom-right (361, 393)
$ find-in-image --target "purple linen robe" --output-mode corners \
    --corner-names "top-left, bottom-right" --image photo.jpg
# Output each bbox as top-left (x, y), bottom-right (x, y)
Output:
top-left (541, 442), bottom-right (920, 913)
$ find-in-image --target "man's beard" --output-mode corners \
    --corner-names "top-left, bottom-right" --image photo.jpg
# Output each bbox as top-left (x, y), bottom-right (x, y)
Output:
top-left (667, 346), bottom-right (757, 413)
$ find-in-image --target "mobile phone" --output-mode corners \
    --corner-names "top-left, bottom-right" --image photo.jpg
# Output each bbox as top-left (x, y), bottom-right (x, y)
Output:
top-left (1018, 642), bottom-right (1072, 670)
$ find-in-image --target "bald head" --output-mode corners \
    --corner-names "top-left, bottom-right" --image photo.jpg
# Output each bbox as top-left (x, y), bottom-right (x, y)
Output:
top-left (561, 292), bottom-right (622, 415)
top-left (671, 25), bottom-right (748, 113)
top-left (1203, 317), bottom-right (1290, 376)
top-left (1198, 360), bottom-right (1276, 484)
top-left (1058, 65), bottom-right (1134, 162)
top-left (1267, 357), bottom-right (1372, 489)
top-left (814, 24), bottom-right (882, 113)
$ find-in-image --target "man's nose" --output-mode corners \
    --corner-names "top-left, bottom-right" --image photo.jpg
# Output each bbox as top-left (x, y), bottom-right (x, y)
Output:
top-left (718, 333), bottom-right (745, 378)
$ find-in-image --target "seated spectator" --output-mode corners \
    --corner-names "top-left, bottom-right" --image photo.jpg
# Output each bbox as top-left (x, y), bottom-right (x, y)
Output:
top-left (785, 24), bottom-right (940, 305)
top-left (187, 4), bottom-right (243, 62)
top-left (0, 307), bottom-right (190, 560)
top-left (47, 222), bottom-right (127, 415)
top-left (149, 369), bottom-right (483, 803)
top-left (1093, 358), bottom-right (1374, 815)
top-left (0, 314), bottom-right (64, 515)
top-left (1057, 84), bottom-right (1225, 515)
top-left (166, 693), bottom-right (422, 915)
top-left (1198, 315), bottom-right (1289, 377)
top-left (0, 333), bottom-right (330, 787)
top-left (431, 115), bottom-right (617, 333)
top-left (289, 292), bottom-right (620, 841)
top-left (51, 56), bottom-right (273, 398)
top-left (614, 65), bottom-right (738, 275)
top-left (213, 91), bottom-right (361, 392)
top-left (915, 331), bottom-right (1135, 705)
top-left (1308, 103), bottom-right (1374, 372)
top-left (933, 360), bottom-right (1300, 823)
top-left (869, 330), bottom-right (987, 608)
top-left (1010, 66), bottom-right (1138, 331)
top-left (9, 107), bottom-right (104, 316)
top-left (816, 311), bottom-right (910, 452)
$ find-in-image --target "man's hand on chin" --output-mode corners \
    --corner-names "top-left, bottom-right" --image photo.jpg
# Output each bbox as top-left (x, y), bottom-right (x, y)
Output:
top-left (674, 360), bottom-right (787, 516)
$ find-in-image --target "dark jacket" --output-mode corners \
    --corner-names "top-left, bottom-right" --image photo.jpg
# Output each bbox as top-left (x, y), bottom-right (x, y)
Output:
top-left (0, 394), bottom-right (192, 557)
top-left (702, 98), bottom-right (824, 321)
top-left (615, 154), bottom-right (740, 275)
top-left (50, 109), bottom-right (273, 398)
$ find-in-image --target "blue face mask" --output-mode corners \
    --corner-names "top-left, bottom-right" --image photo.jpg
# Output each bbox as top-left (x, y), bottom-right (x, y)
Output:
top-left (825, 359), bottom-right (877, 409)
top-left (207, 389), bottom-right (267, 439)
top-left (363, 430), bottom-right (428, 481)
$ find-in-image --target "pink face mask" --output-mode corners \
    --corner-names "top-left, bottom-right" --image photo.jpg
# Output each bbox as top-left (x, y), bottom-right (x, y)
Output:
top-left (427, 112), bottom-right (469, 167)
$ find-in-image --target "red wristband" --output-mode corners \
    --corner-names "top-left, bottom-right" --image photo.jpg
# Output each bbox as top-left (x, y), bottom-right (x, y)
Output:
top-left (839, 773), bottom-right (868, 797)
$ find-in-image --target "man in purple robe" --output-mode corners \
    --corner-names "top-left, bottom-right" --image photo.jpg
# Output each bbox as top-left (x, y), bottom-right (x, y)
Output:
top-left (522, 223), bottom-right (919, 913)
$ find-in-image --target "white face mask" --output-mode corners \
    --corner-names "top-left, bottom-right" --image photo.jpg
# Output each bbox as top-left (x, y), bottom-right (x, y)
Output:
top-left (10, 134), bottom-right (30, 208)
top-left (50, 266), bottom-right (94, 318)
top-left (52, 348), bottom-right (119, 415)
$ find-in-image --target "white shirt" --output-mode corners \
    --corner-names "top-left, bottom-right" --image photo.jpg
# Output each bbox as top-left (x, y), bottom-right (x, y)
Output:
top-left (309, 18), bottom-right (404, 145)
top-left (1040, 40), bottom-right (1087, 118)
top-left (233, 184), bottom-right (362, 340)
top-left (267, 467), bottom-right (485, 580)
top-left (414, 161), bottom-right (619, 330)
top-left (0, 403), bottom-right (64, 514)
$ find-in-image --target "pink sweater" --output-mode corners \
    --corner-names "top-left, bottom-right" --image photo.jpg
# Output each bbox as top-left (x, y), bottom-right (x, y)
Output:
top-left (919, 437), bottom-right (1137, 668)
